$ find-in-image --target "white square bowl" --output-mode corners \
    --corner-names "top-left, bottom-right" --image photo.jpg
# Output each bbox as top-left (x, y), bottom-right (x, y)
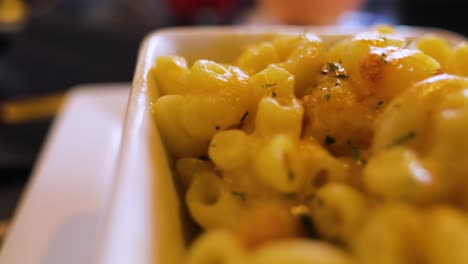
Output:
top-left (96, 26), bottom-right (466, 264)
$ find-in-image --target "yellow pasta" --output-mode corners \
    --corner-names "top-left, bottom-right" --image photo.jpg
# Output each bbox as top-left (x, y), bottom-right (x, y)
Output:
top-left (353, 203), bottom-right (425, 264)
top-left (175, 158), bottom-right (213, 187)
top-left (276, 33), bottom-right (325, 96)
top-left (254, 134), bottom-right (305, 193)
top-left (254, 97), bottom-right (303, 139)
top-left (415, 34), bottom-right (452, 70)
top-left (448, 42), bottom-right (468, 76)
top-left (272, 35), bottom-right (304, 60)
top-left (371, 74), bottom-right (468, 202)
top-left (186, 171), bottom-right (244, 229)
top-left (363, 146), bottom-right (439, 204)
top-left (149, 27), bottom-right (468, 264)
top-left (209, 130), bottom-right (251, 171)
top-left (423, 207), bottom-right (468, 264)
top-left (300, 140), bottom-right (348, 189)
top-left (328, 31), bottom-right (439, 100)
top-left (185, 230), bottom-right (246, 264)
top-left (153, 95), bottom-right (207, 157)
top-left (308, 183), bottom-right (368, 244)
top-left (237, 42), bottom-right (280, 76)
top-left (151, 56), bottom-right (189, 96)
top-left (249, 239), bottom-right (355, 264)
top-left (247, 65), bottom-right (295, 103)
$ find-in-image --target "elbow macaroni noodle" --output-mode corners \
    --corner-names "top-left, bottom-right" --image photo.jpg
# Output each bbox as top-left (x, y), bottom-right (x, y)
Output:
top-left (150, 26), bottom-right (468, 264)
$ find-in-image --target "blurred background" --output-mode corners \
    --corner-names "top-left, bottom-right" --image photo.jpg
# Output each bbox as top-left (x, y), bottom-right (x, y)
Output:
top-left (0, 0), bottom-right (467, 228)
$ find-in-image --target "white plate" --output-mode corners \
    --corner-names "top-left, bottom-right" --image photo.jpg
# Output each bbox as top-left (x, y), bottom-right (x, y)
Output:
top-left (0, 84), bottom-right (129, 264)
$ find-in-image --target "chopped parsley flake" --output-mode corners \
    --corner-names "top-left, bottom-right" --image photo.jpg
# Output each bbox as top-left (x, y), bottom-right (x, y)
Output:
top-left (324, 93), bottom-right (331, 101)
top-left (231, 191), bottom-right (246, 201)
top-left (327, 62), bottom-right (340, 71)
top-left (348, 141), bottom-right (366, 165)
top-left (349, 145), bottom-right (360, 161)
top-left (324, 136), bottom-right (336, 146)
top-left (288, 170), bottom-right (295, 181)
top-left (406, 175), bottom-right (416, 186)
top-left (316, 197), bottom-right (324, 207)
top-left (272, 91), bottom-right (277, 98)
top-left (330, 236), bottom-right (343, 246)
top-left (240, 112), bottom-right (249, 123)
top-left (214, 168), bottom-right (223, 179)
top-left (299, 214), bottom-right (318, 238)
top-left (374, 194), bottom-right (385, 202)
top-left (321, 62), bottom-right (349, 80)
top-left (198, 155), bottom-right (209, 161)
top-left (263, 83), bottom-right (277, 88)
top-left (305, 193), bottom-right (316, 202)
top-left (336, 74), bottom-right (349, 79)
top-left (377, 101), bottom-right (384, 107)
top-left (380, 53), bottom-right (388, 64)
top-left (313, 170), bottom-right (329, 187)
top-left (284, 193), bottom-right (297, 199)
top-left (390, 131), bottom-right (416, 147)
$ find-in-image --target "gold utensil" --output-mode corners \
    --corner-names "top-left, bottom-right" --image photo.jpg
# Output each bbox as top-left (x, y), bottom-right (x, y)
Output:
top-left (0, 93), bottom-right (64, 124)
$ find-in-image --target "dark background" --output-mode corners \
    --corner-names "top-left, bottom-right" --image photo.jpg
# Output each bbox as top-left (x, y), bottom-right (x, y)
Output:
top-left (0, 0), bottom-right (466, 220)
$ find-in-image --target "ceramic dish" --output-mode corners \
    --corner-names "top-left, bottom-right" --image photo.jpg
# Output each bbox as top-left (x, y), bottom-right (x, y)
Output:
top-left (96, 26), bottom-right (465, 264)
top-left (0, 85), bottom-right (129, 264)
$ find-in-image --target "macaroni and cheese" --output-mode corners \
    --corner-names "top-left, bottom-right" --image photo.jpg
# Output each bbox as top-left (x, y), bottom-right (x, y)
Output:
top-left (149, 26), bottom-right (468, 264)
